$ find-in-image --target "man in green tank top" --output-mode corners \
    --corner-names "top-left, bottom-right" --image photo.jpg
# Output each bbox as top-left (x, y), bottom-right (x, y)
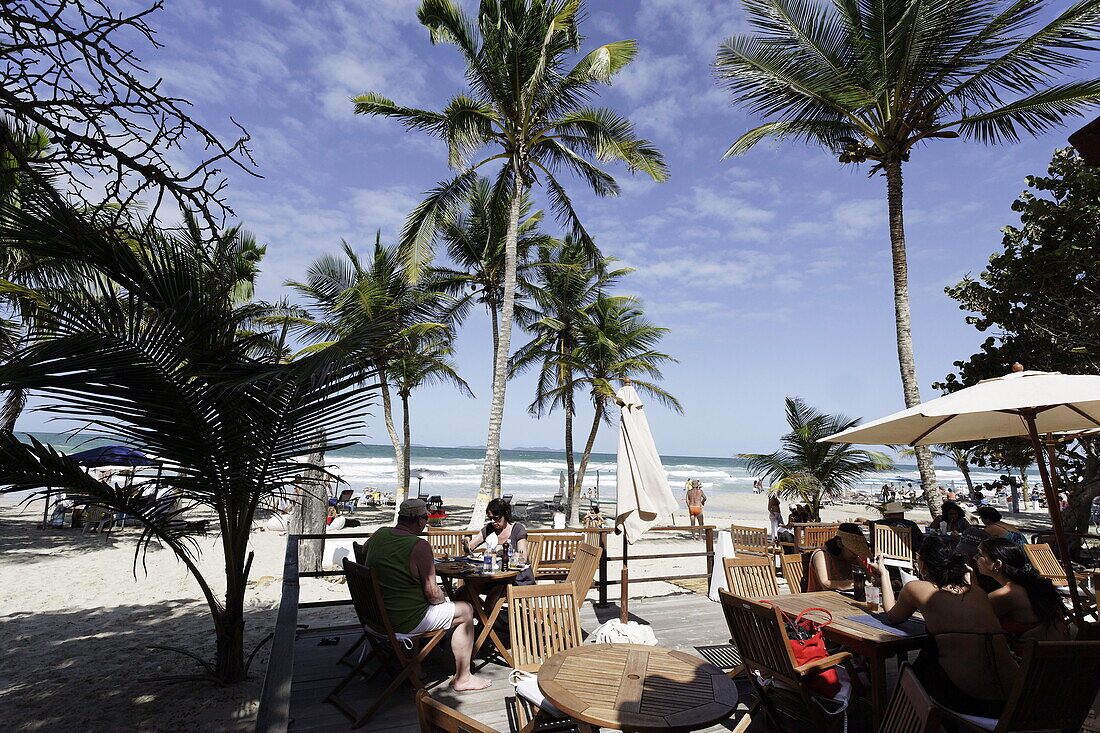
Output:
top-left (363, 499), bottom-right (490, 691)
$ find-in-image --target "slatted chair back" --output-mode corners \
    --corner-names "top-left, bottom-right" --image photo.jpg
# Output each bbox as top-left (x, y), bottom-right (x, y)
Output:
top-left (729, 524), bottom-right (773, 556)
top-left (342, 557), bottom-right (391, 635)
top-left (352, 540), bottom-right (367, 565)
top-left (723, 556), bottom-right (780, 599)
top-left (794, 523), bottom-right (840, 551)
top-left (564, 542), bottom-right (602, 605)
top-left (415, 690), bottom-right (499, 733)
top-left (718, 590), bottom-right (798, 684)
top-left (879, 663), bottom-right (942, 733)
top-left (527, 534), bottom-right (582, 579)
top-left (1022, 543), bottom-right (1064, 581)
top-left (779, 552), bottom-right (807, 594)
top-left (873, 524), bottom-right (914, 564)
top-left (426, 529), bottom-right (466, 559)
top-left (982, 640), bottom-right (1100, 733)
top-left (507, 582), bottom-right (583, 674)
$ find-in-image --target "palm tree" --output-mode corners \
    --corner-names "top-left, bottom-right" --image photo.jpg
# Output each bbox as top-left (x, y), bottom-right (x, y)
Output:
top-left (511, 237), bottom-right (629, 494)
top-left (743, 398), bottom-right (894, 520)
top-left (714, 0), bottom-right (1100, 516)
top-left (0, 176), bottom-right (388, 683)
top-left (355, 0), bottom-right (668, 528)
top-left (899, 443), bottom-right (980, 500)
top-left (286, 238), bottom-right (448, 509)
top-left (390, 331), bottom-right (474, 490)
top-left (564, 295), bottom-right (681, 523)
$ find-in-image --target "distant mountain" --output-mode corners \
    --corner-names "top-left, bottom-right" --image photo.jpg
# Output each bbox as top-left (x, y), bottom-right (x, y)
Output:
top-left (456, 444), bottom-right (486, 450)
top-left (510, 446), bottom-right (559, 452)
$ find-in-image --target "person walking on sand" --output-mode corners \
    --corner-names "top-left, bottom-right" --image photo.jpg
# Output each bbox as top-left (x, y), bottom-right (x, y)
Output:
top-left (363, 499), bottom-right (491, 692)
top-left (767, 494), bottom-right (785, 540)
top-left (685, 479), bottom-right (707, 539)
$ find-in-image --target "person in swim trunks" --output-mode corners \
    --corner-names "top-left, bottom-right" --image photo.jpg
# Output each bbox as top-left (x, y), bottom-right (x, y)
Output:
top-left (685, 479), bottom-right (706, 539)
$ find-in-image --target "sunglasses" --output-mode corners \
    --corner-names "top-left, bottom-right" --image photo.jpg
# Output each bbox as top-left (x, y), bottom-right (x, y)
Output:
top-left (488, 514), bottom-right (505, 521)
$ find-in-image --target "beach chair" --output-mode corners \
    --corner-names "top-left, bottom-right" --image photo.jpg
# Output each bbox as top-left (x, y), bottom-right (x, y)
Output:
top-left (878, 663), bottom-right (942, 733)
top-left (512, 501), bottom-right (530, 522)
top-left (326, 558), bottom-right (449, 728)
top-left (723, 555), bottom-right (780, 599)
top-left (426, 495), bottom-right (444, 513)
top-left (416, 690), bottom-right (499, 733)
top-left (1022, 543), bottom-right (1065, 582)
top-left (527, 534), bottom-right (582, 581)
top-left (719, 590), bottom-right (855, 733)
top-left (502, 493), bottom-right (513, 504)
top-left (779, 552), bottom-right (808, 594)
top-left (334, 488), bottom-right (357, 514)
top-left (543, 489), bottom-right (564, 510)
top-left (80, 505), bottom-right (117, 537)
top-left (935, 640), bottom-right (1100, 732)
top-left (729, 524), bottom-right (775, 556)
top-left (794, 523), bottom-right (840, 552)
top-left (563, 542), bottom-right (602, 606)
top-left (873, 524), bottom-right (914, 567)
top-left (508, 582), bottom-right (582, 733)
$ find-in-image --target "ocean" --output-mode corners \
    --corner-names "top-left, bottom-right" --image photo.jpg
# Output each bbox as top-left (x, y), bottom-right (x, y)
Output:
top-left (19, 433), bottom-right (1005, 501)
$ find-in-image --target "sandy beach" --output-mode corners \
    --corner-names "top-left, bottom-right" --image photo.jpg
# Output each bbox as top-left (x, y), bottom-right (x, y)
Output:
top-left (0, 492), bottom-right (928, 731)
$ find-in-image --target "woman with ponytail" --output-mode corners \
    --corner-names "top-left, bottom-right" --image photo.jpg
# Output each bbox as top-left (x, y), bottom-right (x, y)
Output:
top-left (975, 538), bottom-right (1069, 651)
top-left (877, 536), bottom-right (1017, 717)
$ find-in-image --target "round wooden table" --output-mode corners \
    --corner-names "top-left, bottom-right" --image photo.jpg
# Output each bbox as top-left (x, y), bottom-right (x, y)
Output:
top-left (435, 562), bottom-right (519, 666)
top-left (537, 643), bottom-right (739, 732)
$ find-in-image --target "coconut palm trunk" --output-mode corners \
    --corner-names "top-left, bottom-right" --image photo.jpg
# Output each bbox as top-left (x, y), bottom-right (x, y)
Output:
top-left (378, 365), bottom-right (406, 522)
top-left (471, 170), bottom-right (521, 528)
top-left (488, 304), bottom-right (502, 497)
top-left (563, 354), bottom-right (576, 491)
top-left (885, 161), bottom-right (940, 516)
top-left (401, 389), bottom-right (412, 497)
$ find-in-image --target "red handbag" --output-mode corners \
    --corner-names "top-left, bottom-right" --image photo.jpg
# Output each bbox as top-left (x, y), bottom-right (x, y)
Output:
top-left (763, 604), bottom-right (841, 697)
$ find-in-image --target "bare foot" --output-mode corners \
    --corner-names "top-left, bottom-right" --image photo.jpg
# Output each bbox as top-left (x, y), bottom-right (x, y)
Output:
top-left (451, 675), bottom-right (492, 692)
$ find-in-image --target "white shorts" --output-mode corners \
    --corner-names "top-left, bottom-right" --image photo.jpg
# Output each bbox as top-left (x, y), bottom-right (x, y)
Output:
top-left (407, 601), bottom-right (456, 636)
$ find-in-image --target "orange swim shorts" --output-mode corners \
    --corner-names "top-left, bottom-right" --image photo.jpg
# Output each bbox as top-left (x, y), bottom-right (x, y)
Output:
top-left (689, 506), bottom-right (703, 517)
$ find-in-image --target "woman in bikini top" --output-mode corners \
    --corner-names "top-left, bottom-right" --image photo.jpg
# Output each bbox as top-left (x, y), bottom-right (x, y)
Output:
top-left (975, 537), bottom-right (1069, 653)
top-left (877, 536), bottom-right (1018, 717)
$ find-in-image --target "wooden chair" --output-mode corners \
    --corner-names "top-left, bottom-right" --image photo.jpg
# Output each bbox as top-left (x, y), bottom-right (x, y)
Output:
top-left (723, 556), bottom-right (780, 598)
top-left (527, 534), bottom-right (582, 581)
top-left (508, 582), bottom-right (583, 732)
top-left (719, 590), bottom-right (854, 733)
top-left (878, 663), bottom-right (942, 733)
top-left (326, 558), bottom-right (449, 728)
top-left (427, 529), bottom-right (466, 559)
top-left (563, 542), bottom-right (602, 606)
top-left (415, 690), bottom-right (499, 733)
top-left (873, 524), bottom-right (914, 566)
top-left (730, 524), bottom-right (775, 556)
top-left (1022, 543), bottom-right (1066, 582)
top-left (937, 640), bottom-right (1100, 733)
top-left (779, 552), bottom-right (807, 594)
top-left (794, 523), bottom-right (841, 552)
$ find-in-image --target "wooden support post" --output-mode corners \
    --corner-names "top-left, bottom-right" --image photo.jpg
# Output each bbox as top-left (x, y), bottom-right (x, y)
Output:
top-left (704, 526), bottom-right (715, 580)
top-left (596, 530), bottom-right (609, 608)
top-left (620, 530), bottom-right (629, 623)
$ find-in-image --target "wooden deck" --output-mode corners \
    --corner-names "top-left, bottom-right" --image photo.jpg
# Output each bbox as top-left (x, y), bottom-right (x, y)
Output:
top-left (284, 592), bottom-right (865, 732)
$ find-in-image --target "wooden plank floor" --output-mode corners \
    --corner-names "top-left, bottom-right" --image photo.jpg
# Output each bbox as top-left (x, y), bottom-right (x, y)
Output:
top-left (286, 592), bottom-right (872, 732)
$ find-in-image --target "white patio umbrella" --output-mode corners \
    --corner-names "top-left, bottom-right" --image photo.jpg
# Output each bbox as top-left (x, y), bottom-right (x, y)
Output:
top-left (822, 367), bottom-right (1096, 617)
top-left (615, 382), bottom-right (679, 622)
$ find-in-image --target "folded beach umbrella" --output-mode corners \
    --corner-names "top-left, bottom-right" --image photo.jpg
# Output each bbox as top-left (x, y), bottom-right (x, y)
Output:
top-left (614, 383), bottom-right (678, 543)
top-left (822, 367), bottom-right (1100, 618)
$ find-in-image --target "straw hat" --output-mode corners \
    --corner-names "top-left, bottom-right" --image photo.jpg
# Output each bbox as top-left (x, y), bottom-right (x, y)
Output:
top-left (837, 530), bottom-right (871, 558)
top-left (882, 502), bottom-right (907, 515)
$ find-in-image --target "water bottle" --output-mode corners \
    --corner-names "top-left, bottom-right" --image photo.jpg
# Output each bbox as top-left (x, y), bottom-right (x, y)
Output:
top-left (852, 563), bottom-right (867, 602)
top-left (482, 553), bottom-right (492, 574)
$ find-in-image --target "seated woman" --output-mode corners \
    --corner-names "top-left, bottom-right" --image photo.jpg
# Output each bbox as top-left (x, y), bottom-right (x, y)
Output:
top-left (975, 537), bottom-right (1069, 652)
top-left (930, 500), bottom-right (971, 538)
top-left (975, 506), bottom-right (1027, 547)
top-left (877, 536), bottom-right (1018, 718)
top-left (462, 498), bottom-right (534, 584)
top-left (807, 523), bottom-right (873, 592)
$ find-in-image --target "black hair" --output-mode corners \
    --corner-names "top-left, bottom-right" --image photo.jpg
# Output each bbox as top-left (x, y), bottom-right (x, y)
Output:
top-left (486, 498), bottom-right (512, 522)
top-left (976, 506), bottom-right (1002, 524)
top-left (916, 535), bottom-right (970, 587)
top-left (824, 522), bottom-right (866, 557)
top-left (979, 538), bottom-right (1065, 626)
top-left (940, 500), bottom-right (964, 520)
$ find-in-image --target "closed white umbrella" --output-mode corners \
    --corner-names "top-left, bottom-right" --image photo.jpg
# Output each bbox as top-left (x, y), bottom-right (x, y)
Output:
top-left (615, 383), bottom-right (678, 543)
top-left (822, 367), bottom-right (1095, 617)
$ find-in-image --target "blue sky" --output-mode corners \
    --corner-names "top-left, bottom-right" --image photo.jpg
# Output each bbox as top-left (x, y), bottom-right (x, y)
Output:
top-left (20, 0), bottom-right (1092, 458)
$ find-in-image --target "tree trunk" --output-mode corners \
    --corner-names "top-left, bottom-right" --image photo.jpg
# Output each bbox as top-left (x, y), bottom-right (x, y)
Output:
top-left (290, 440), bottom-right (328, 573)
top-left (563, 355), bottom-right (576, 495)
top-left (401, 390), bottom-right (412, 497)
top-left (376, 364), bottom-right (406, 524)
top-left (214, 563), bottom-right (248, 683)
top-left (489, 305), bottom-right (502, 498)
top-left (572, 401), bottom-right (604, 523)
top-left (470, 168), bottom-right (522, 529)
top-left (959, 461), bottom-right (976, 500)
top-left (884, 160), bottom-right (939, 515)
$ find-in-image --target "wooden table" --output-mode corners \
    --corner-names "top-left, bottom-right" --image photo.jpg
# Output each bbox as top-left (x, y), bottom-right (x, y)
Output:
top-left (756, 590), bottom-right (927, 728)
top-left (537, 643), bottom-right (739, 732)
top-left (436, 562), bottom-right (519, 666)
